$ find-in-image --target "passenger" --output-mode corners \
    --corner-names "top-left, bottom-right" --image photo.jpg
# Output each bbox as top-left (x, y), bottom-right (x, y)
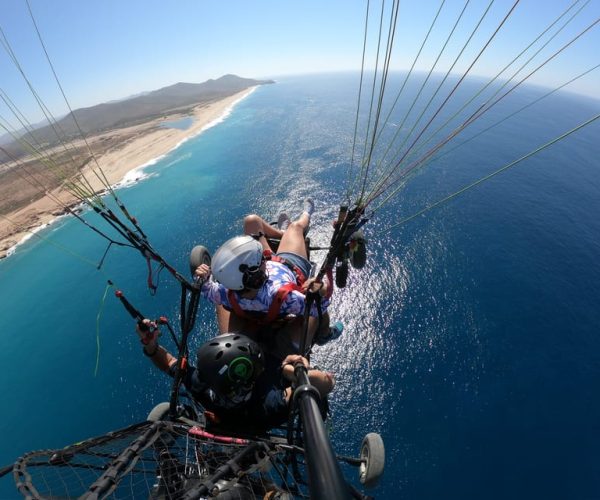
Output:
top-left (195, 198), bottom-right (343, 357)
top-left (137, 321), bottom-right (334, 431)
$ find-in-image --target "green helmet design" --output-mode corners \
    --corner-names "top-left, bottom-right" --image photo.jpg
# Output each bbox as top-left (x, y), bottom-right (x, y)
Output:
top-left (196, 333), bottom-right (264, 403)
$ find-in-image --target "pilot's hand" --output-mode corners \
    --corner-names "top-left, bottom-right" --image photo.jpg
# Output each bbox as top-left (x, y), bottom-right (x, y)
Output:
top-left (136, 319), bottom-right (159, 346)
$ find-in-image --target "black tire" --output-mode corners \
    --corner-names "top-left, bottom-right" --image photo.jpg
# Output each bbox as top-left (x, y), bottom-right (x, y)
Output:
top-left (147, 402), bottom-right (171, 422)
top-left (349, 230), bottom-right (367, 269)
top-left (189, 245), bottom-right (211, 277)
top-left (335, 259), bottom-right (348, 288)
top-left (359, 432), bottom-right (385, 488)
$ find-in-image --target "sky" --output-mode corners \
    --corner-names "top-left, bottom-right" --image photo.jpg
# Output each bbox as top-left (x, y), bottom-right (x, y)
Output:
top-left (0, 0), bottom-right (599, 126)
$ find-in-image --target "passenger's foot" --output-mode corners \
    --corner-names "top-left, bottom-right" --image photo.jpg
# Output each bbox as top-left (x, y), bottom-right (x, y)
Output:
top-left (303, 198), bottom-right (315, 217)
top-left (314, 321), bottom-right (344, 346)
top-left (277, 212), bottom-right (290, 231)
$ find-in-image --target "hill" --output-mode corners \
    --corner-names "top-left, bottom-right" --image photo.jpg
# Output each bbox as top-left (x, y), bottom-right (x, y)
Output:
top-left (0, 74), bottom-right (273, 161)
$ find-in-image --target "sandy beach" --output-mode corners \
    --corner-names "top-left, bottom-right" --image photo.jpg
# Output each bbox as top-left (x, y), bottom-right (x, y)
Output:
top-left (0, 88), bottom-right (255, 259)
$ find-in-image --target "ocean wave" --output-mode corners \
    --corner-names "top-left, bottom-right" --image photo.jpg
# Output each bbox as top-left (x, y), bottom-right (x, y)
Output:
top-left (7, 218), bottom-right (55, 257)
top-left (4, 203), bottom-right (84, 258)
top-left (193, 87), bottom-right (258, 138)
top-left (115, 167), bottom-right (155, 188)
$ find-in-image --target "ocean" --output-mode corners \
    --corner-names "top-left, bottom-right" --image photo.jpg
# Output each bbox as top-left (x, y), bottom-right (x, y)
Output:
top-left (1, 73), bottom-right (599, 499)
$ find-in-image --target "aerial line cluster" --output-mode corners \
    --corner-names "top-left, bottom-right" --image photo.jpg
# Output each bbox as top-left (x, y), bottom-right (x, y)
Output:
top-left (0, 1), bottom-right (201, 294)
top-left (345, 0), bottom-right (600, 233)
top-left (1, 0), bottom-right (599, 284)
top-left (0, 1), bottom-right (204, 371)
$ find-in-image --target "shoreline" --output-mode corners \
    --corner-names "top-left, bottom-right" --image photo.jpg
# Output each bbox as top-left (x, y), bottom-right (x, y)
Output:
top-left (0, 87), bottom-right (257, 260)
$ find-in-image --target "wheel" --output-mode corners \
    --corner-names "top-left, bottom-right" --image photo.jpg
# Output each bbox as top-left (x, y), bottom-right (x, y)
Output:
top-left (359, 433), bottom-right (385, 488)
top-left (335, 259), bottom-right (348, 288)
top-left (189, 245), bottom-right (211, 276)
top-left (349, 230), bottom-right (367, 269)
top-left (147, 402), bottom-right (171, 422)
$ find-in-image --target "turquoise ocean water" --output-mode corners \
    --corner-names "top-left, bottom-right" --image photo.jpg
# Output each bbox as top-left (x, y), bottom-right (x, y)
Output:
top-left (1, 73), bottom-right (599, 499)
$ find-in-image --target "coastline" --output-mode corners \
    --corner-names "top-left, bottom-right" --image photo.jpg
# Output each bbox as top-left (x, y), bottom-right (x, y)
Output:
top-left (0, 87), bottom-right (256, 260)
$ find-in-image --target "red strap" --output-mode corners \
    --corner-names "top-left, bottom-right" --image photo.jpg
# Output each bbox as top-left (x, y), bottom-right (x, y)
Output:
top-left (227, 250), bottom-right (307, 324)
top-left (227, 290), bottom-right (249, 320)
top-left (325, 267), bottom-right (334, 299)
top-left (145, 257), bottom-right (157, 291)
top-left (265, 282), bottom-right (302, 323)
top-left (227, 283), bottom-right (302, 325)
top-left (189, 426), bottom-right (248, 444)
top-left (270, 255), bottom-right (307, 285)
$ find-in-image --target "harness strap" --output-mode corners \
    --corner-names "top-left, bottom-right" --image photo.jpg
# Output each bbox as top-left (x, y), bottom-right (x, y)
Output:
top-left (263, 249), bottom-right (307, 285)
top-left (227, 289), bottom-right (248, 320)
top-left (227, 282), bottom-right (303, 325)
top-left (265, 282), bottom-right (303, 323)
top-left (325, 268), bottom-right (334, 299)
top-left (145, 257), bottom-right (158, 292)
top-left (226, 250), bottom-right (308, 325)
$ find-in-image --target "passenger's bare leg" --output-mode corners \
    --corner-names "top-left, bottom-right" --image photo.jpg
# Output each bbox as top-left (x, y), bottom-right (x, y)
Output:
top-left (243, 214), bottom-right (283, 251)
top-left (277, 215), bottom-right (309, 258)
top-left (277, 198), bottom-right (313, 257)
top-left (275, 313), bottom-right (328, 355)
top-left (308, 313), bottom-right (329, 344)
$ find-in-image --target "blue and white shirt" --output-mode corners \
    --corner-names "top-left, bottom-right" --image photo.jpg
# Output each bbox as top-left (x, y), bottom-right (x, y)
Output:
top-left (201, 260), bottom-right (329, 317)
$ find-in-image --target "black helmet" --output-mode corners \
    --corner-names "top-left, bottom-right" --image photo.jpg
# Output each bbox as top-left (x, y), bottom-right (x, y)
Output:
top-left (196, 334), bottom-right (264, 404)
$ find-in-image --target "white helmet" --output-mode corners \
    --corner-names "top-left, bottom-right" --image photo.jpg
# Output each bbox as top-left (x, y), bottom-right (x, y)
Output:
top-left (211, 236), bottom-right (265, 290)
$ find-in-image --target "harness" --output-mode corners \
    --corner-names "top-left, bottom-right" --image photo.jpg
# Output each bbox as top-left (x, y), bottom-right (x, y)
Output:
top-left (268, 252), bottom-right (307, 286)
top-left (226, 250), bottom-right (307, 325)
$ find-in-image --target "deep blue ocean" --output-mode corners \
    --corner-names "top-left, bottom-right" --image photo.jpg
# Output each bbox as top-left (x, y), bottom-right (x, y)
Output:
top-left (1, 73), bottom-right (599, 499)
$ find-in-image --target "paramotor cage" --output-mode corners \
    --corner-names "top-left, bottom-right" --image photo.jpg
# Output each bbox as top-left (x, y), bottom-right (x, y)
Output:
top-left (13, 420), bottom-right (312, 499)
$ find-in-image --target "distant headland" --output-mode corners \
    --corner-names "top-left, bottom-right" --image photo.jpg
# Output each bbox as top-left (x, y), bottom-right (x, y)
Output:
top-left (0, 75), bottom-right (273, 259)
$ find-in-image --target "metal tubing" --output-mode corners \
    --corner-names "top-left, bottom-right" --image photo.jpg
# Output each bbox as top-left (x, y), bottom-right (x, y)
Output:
top-left (294, 368), bottom-right (350, 500)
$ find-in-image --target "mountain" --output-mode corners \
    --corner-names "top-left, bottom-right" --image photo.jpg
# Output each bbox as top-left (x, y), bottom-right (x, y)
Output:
top-left (64, 74), bottom-right (273, 133)
top-left (0, 75), bottom-right (273, 161)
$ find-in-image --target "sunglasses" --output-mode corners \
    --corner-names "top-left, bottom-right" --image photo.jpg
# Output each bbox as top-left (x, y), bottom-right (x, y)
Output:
top-left (239, 258), bottom-right (267, 289)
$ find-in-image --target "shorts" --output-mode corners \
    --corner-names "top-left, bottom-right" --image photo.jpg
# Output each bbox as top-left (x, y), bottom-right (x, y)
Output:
top-left (276, 251), bottom-right (312, 280)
